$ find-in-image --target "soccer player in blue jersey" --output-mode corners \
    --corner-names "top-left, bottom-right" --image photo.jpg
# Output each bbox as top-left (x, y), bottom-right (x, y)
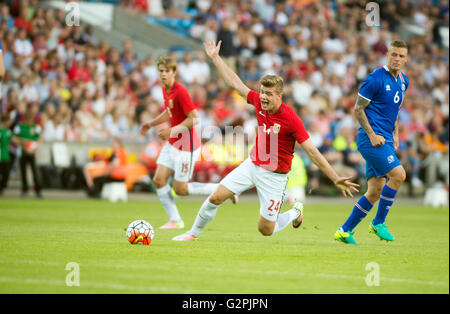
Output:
top-left (334, 40), bottom-right (409, 244)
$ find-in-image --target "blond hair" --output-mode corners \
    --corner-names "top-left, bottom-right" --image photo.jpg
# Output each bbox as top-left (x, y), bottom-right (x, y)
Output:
top-left (156, 56), bottom-right (177, 72)
top-left (259, 75), bottom-right (284, 95)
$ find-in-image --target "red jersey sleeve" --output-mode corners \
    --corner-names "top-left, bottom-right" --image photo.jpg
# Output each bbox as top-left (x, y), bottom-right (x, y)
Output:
top-left (177, 86), bottom-right (196, 116)
top-left (291, 112), bottom-right (310, 144)
top-left (246, 90), bottom-right (261, 110)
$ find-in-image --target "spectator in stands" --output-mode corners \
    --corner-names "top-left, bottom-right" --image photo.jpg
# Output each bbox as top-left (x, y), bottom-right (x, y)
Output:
top-left (178, 51), bottom-right (197, 85)
top-left (189, 16), bottom-right (206, 40)
top-left (258, 36), bottom-right (283, 75)
top-left (65, 115), bottom-right (83, 141)
top-left (68, 55), bottom-right (90, 83)
top-left (216, 18), bottom-right (237, 72)
top-left (121, 50), bottom-right (137, 75)
top-left (292, 73), bottom-right (313, 107)
top-left (14, 28), bottom-right (34, 64)
top-left (0, 0), bottom-right (447, 197)
top-left (142, 55), bottom-right (159, 86)
top-left (14, 6), bottom-right (32, 33)
top-left (42, 112), bottom-right (66, 142)
top-left (191, 51), bottom-right (210, 85)
top-left (0, 4), bottom-right (14, 31)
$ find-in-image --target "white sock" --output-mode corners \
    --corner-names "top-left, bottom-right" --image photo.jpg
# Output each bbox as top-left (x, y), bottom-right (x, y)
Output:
top-left (156, 184), bottom-right (181, 222)
top-left (187, 182), bottom-right (219, 195)
top-left (272, 208), bottom-right (300, 234)
top-left (190, 197), bottom-right (219, 237)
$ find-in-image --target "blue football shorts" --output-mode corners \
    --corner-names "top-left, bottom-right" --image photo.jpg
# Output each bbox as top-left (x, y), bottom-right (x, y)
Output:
top-left (358, 142), bottom-right (402, 179)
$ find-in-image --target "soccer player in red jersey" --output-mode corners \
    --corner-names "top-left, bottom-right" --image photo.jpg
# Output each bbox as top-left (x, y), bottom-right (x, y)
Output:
top-left (173, 39), bottom-right (359, 241)
top-left (140, 56), bottom-right (235, 230)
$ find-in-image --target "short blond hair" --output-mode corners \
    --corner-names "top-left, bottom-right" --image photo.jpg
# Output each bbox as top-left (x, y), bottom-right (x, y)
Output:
top-left (259, 75), bottom-right (284, 95)
top-left (389, 40), bottom-right (408, 51)
top-left (157, 56), bottom-right (177, 72)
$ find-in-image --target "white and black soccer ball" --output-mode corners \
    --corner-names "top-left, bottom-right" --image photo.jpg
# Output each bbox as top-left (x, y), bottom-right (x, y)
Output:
top-left (126, 220), bottom-right (154, 245)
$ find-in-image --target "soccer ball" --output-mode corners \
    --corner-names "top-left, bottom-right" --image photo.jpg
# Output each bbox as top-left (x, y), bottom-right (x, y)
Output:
top-left (126, 220), bottom-right (154, 245)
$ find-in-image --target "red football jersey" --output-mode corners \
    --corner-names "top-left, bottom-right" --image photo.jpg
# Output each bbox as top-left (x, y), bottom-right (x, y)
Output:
top-left (162, 81), bottom-right (200, 152)
top-left (247, 90), bottom-right (309, 173)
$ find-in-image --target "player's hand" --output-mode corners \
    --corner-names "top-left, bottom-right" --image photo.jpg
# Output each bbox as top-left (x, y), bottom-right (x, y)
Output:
top-left (158, 128), bottom-right (171, 141)
top-left (140, 122), bottom-right (151, 136)
top-left (369, 133), bottom-right (385, 147)
top-left (334, 176), bottom-right (360, 198)
top-left (204, 39), bottom-right (222, 59)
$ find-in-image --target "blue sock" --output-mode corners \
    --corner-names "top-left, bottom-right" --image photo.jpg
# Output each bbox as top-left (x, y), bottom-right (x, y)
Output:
top-left (341, 195), bottom-right (374, 232)
top-left (373, 185), bottom-right (397, 225)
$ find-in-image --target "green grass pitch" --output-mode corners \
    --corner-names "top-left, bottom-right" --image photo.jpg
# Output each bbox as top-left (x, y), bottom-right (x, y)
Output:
top-left (0, 197), bottom-right (448, 294)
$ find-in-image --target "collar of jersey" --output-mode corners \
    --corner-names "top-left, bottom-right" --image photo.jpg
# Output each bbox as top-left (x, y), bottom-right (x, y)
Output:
top-left (270, 102), bottom-right (285, 115)
top-left (166, 80), bottom-right (178, 92)
top-left (383, 65), bottom-right (399, 82)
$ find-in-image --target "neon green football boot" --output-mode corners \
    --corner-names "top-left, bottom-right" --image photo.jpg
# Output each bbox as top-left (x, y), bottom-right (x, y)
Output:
top-left (369, 222), bottom-right (395, 241)
top-left (334, 228), bottom-right (357, 244)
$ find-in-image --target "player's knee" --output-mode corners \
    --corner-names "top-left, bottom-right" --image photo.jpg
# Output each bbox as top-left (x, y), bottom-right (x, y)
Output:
top-left (209, 193), bottom-right (224, 206)
top-left (365, 192), bottom-right (380, 204)
top-left (398, 169), bottom-right (407, 183)
top-left (173, 185), bottom-right (189, 196)
top-left (367, 186), bottom-right (383, 201)
top-left (153, 176), bottom-right (167, 189)
top-left (391, 168), bottom-right (406, 185)
top-left (258, 225), bottom-right (274, 236)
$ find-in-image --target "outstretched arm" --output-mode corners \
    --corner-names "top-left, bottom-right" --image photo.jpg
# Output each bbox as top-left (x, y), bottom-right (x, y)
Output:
top-left (204, 39), bottom-right (250, 99)
top-left (301, 138), bottom-right (360, 198)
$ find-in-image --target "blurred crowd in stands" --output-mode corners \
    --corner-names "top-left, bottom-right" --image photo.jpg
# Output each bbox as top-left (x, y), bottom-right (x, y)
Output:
top-left (0, 0), bottom-right (448, 194)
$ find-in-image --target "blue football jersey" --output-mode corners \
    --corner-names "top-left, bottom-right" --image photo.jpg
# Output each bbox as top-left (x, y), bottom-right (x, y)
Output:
top-left (356, 65), bottom-right (409, 147)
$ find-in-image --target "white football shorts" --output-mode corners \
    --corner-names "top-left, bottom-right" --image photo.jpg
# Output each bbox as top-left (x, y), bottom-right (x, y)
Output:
top-left (156, 143), bottom-right (201, 182)
top-left (220, 157), bottom-right (289, 222)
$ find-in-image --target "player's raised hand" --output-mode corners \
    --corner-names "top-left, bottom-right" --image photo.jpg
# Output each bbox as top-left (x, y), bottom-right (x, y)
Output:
top-left (368, 133), bottom-right (385, 147)
top-left (334, 176), bottom-right (360, 198)
top-left (204, 39), bottom-right (222, 59)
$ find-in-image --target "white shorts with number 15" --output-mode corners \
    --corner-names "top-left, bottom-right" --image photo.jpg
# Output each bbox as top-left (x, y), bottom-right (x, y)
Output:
top-left (156, 143), bottom-right (201, 182)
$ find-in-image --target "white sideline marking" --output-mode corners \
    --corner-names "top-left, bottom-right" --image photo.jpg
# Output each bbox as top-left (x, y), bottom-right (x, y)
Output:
top-left (0, 277), bottom-right (209, 293)
top-left (0, 260), bottom-right (447, 289)
top-left (228, 268), bottom-right (448, 287)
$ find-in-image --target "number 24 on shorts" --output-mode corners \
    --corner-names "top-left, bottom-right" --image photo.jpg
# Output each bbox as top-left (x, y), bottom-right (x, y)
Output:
top-left (268, 200), bottom-right (280, 216)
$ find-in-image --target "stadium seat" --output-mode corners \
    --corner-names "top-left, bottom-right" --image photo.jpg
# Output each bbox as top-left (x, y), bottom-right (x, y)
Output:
top-left (101, 182), bottom-right (128, 202)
